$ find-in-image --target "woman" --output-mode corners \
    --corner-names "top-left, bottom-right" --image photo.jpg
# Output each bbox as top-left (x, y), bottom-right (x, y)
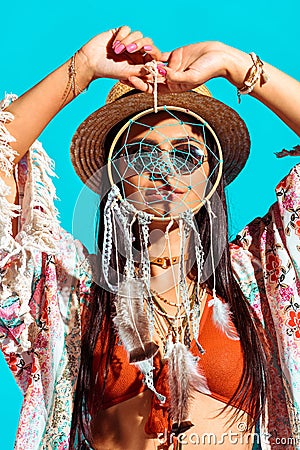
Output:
top-left (0, 26), bottom-right (300, 450)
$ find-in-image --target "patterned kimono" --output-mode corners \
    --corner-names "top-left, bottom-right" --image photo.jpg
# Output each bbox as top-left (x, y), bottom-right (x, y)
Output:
top-left (0, 95), bottom-right (299, 449)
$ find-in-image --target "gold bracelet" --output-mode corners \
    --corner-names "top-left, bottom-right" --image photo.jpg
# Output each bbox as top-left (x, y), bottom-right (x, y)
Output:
top-left (237, 52), bottom-right (268, 103)
top-left (61, 52), bottom-right (87, 107)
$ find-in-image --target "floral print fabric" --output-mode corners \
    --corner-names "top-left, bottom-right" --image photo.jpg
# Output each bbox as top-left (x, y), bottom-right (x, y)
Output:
top-left (231, 164), bottom-right (300, 449)
top-left (0, 99), bottom-right (93, 450)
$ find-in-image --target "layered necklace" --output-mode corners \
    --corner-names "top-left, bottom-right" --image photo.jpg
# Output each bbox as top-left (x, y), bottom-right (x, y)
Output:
top-left (150, 283), bottom-right (207, 357)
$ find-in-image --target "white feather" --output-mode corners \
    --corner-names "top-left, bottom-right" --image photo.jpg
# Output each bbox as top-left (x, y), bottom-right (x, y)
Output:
top-left (187, 352), bottom-right (211, 396)
top-left (113, 278), bottom-right (158, 362)
top-left (168, 342), bottom-right (211, 425)
top-left (113, 279), bottom-right (146, 350)
top-left (211, 296), bottom-right (240, 340)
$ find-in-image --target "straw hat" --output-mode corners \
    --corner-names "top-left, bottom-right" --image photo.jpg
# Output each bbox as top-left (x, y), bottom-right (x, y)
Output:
top-left (71, 83), bottom-right (250, 192)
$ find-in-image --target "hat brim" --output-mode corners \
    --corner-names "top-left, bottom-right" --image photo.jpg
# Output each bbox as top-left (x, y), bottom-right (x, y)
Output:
top-left (71, 91), bottom-right (250, 193)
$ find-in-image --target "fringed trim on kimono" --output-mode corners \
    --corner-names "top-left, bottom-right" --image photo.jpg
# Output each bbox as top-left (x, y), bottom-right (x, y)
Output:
top-left (0, 94), bottom-right (60, 353)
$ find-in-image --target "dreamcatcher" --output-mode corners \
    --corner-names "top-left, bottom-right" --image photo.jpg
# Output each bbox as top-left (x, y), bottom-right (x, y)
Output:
top-left (101, 103), bottom-right (235, 434)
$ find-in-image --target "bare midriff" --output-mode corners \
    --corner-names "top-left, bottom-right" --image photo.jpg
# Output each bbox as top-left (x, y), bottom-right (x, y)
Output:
top-left (91, 390), bottom-right (253, 450)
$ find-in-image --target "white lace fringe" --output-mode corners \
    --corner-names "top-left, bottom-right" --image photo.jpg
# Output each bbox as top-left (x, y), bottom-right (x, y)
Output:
top-left (0, 94), bottom-right (60, 353)
top-left (0, 94), bottom-right (18, 176)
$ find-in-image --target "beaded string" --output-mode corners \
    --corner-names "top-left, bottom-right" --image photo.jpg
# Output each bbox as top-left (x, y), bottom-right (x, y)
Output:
top-left (151, 279), bottom-right (196, 308)
top-left (151, 288), bottom-right (178, 307)
top-left (152, 299), bottom-right (187, 349)
top-left (154, 305), bottom-right (185, 320)
top-left (151, 283), bottom-right (200, 345)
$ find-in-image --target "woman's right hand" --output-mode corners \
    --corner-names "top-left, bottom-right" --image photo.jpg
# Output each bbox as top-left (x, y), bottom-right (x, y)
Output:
top-left (2, 25), bottom-right (161, 179)
top-left (80, 26), bottom-right (162, 84)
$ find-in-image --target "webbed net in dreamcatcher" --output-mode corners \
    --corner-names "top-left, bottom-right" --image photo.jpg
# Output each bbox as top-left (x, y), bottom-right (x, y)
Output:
top-left (101, 105), bottom-right (234, 432)
top-left (108, 106), bottom-right (223, 220)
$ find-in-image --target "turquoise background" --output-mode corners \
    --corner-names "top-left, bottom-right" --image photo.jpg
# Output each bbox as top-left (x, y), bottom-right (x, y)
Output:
top-left (1, 0), bottom-right (300, 447)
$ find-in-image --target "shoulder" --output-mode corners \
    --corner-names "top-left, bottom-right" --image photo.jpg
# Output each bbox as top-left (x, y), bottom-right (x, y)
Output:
top-left (275, 163), bottom-right (300, 216)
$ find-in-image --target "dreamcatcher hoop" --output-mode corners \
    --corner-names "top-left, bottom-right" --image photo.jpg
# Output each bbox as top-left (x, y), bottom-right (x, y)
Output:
top-left (107, 105), bottom-right (223, 221)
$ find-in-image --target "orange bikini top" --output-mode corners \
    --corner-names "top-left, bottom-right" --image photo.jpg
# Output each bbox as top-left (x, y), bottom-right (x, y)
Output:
top-left (90, 294), bottom-right (248, 434)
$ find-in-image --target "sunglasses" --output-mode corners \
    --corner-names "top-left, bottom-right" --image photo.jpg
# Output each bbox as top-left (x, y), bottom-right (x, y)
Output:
top-left (121, 138), bottom-right (207, 176)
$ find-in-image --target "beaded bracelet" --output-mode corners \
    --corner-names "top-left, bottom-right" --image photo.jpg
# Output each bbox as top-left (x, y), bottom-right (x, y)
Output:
top-left (237, 52), bottom-right (269, 103)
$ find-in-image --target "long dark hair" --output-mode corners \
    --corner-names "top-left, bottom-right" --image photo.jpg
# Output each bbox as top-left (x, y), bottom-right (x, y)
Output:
top-left (70, 115), bottom-right (269, 449)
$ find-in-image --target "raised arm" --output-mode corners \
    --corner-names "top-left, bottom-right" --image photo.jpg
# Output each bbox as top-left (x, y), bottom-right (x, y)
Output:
top-left (2, 26), bottom-right (161, 202)
top-left (127, 41), bottom-right (300, 137)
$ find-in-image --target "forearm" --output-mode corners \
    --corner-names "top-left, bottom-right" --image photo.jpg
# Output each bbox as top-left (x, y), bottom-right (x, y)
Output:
top-left (251, 63), bottom-right (300, 136)
top-left (5, 49), bottom-right (93, 163)
top-left (227, 48), bottom-right (300, 136)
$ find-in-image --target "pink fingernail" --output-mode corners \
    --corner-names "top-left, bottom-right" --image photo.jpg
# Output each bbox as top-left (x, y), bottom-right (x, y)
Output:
top-left (126, 43), bottom-right (138, 53)
top-left (144, 45), bottom-right (153, 52)
top-left (112, 40), bottom-right (120, 49)
top-left (157, 65), bottom-right (167, 76)
top-left (114, 43), bottom-right (126, 54)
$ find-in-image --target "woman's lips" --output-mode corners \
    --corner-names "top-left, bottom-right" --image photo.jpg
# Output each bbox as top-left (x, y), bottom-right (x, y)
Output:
top-left (145, 188), bottom-right (186, 200)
